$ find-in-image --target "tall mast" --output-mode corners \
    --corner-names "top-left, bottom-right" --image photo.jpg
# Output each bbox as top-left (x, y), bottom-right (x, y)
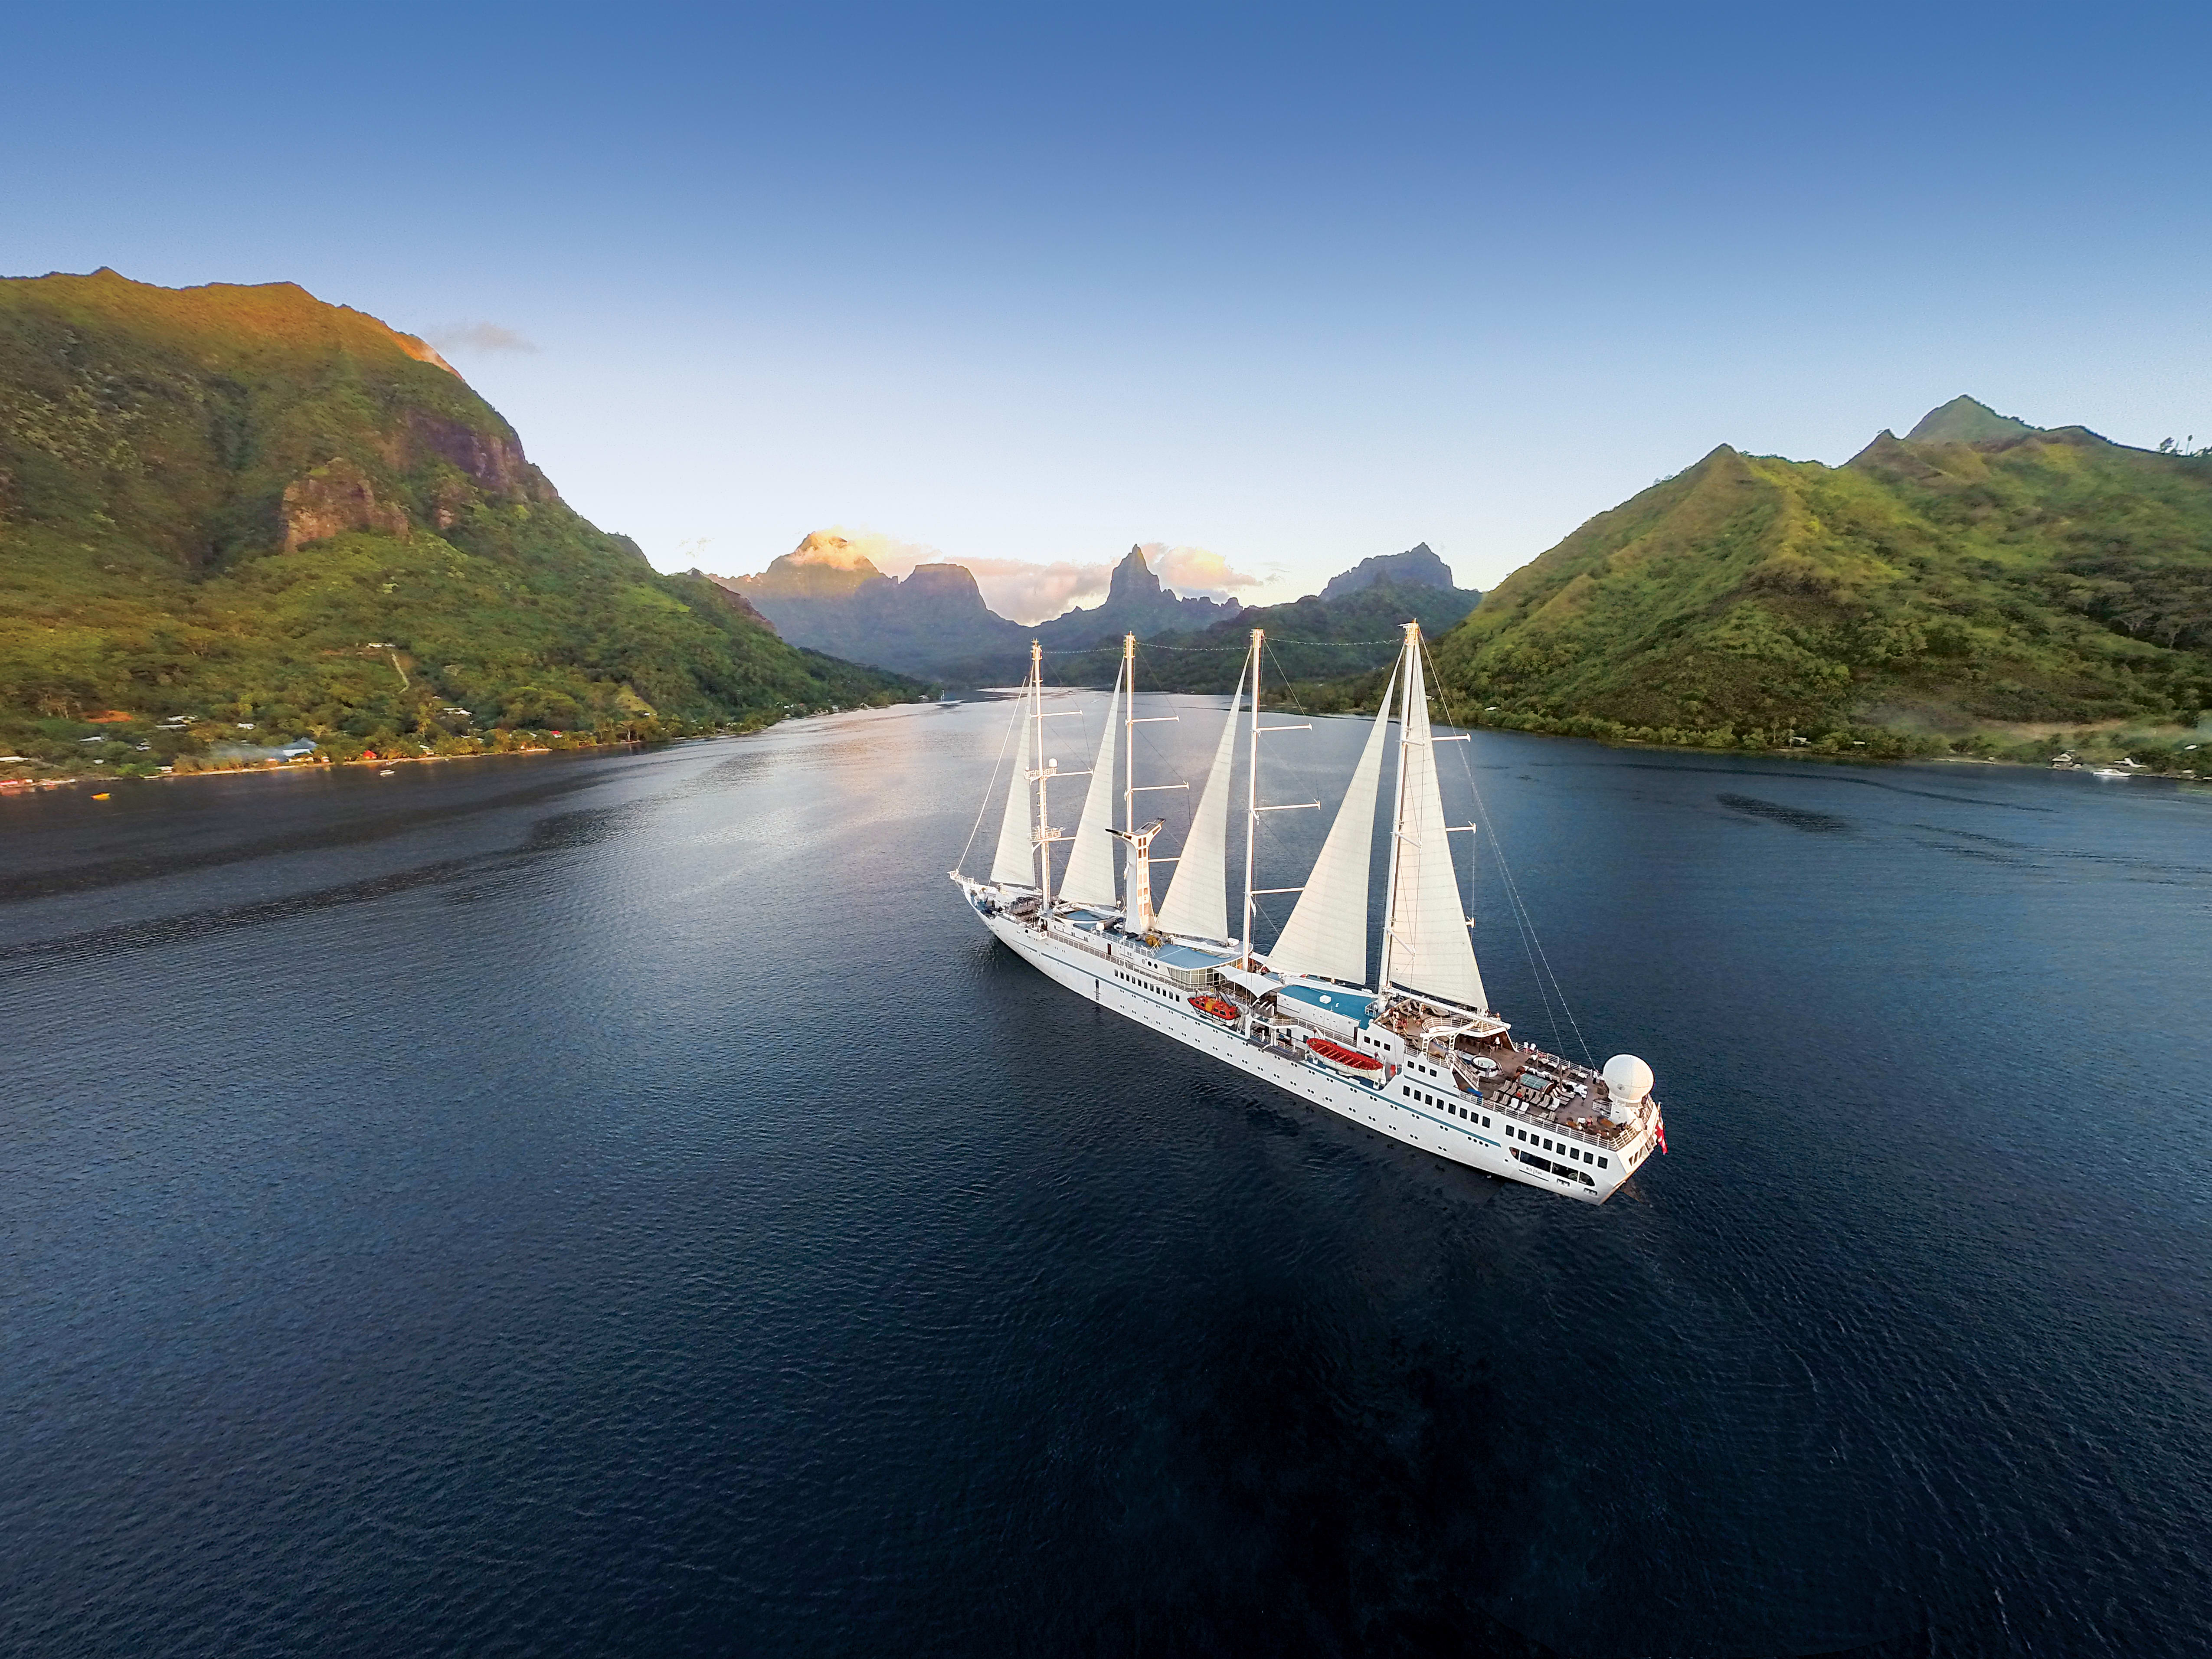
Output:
top-left (1240, 628), bottom-right (1262, 964)
top-left (1122, 632), bottom-right (1136, 906)
top-left (1031, 640), bottom-right (1054, 910)
top-left (1377, 624), bottom-right (1417, 993)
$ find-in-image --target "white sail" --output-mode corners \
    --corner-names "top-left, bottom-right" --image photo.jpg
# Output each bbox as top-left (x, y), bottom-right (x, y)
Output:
top-left (1384, 641), bottom-right (1489, 1010)
top-left (989, 703), bottom-right (1035, 887)
top-left (1267, 661), bottom-right (1397, 985)
top-left (1058, 671), bottom-right (1122, 908)
top-left (1153, 656), bottom-right (1246, 941)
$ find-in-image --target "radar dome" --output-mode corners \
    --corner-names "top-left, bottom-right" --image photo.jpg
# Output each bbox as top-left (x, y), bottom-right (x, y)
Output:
top-left (1603, 1054), bottom-right (1654, 1105)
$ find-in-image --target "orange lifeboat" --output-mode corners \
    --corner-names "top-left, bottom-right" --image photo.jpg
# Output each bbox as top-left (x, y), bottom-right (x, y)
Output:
top-left (1188, 993), bottom-right (1242, 1023)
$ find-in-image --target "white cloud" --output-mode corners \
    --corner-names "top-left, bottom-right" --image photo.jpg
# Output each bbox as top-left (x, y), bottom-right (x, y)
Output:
top-left (815, 526), bottom-right (944, 579)
top-left (818, 527), bottom-right (1110, 623)
top-left (426, 321), bottom-right (537, 353)
top-left (955, 557), bottom-right (1112, 624)
top-left (1143, 542), bottom-right (1269, 599)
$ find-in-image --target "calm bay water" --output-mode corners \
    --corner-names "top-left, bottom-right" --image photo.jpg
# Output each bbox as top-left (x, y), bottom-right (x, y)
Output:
top-left (4, 700), bottom-right (2209, 1657)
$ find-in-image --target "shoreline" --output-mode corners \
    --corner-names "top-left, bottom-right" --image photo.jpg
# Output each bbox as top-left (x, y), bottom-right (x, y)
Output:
top-left (10, 707), bottom-right (2206, 804)
top-left (0, 702), bottom-right (910, 797)
top-left (1291, 709), bottom-right (2212, 784)
top-left (0, 736), bottom-right (639, 796)
top-left (1437, 716), bottom-right (2209, 781)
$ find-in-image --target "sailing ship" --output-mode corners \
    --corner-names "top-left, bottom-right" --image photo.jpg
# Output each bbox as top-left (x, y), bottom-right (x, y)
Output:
top-left (951, 625), bottom-right (1666, 1204)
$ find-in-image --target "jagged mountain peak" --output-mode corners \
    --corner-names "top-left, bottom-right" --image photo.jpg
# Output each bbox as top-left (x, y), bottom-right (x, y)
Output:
top-left (1108, 543), bottom-right (1163, 602)
top-left (1319, 543), bottom-right (1454, 602)
top-left (1906, 396), bottom-right (2040, 445)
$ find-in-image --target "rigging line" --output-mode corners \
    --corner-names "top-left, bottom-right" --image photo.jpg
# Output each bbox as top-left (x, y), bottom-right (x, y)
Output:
top-left (1134, 637), bottom-right (1414, 652)
top-left (1240, 635), bottom-right (1319, 947)
top-left (1405, 636), bottom-right (1552, 1040)
top-left (956, 690), bottom-right (1025, 875)
top-left (1420, 633), bottom-right (1594, 1066)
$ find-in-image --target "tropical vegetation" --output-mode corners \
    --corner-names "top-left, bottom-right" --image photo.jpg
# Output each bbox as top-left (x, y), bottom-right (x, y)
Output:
top-left (1354, 405), bottom-right (2212, 773)
top-left (0, 270), bottom-right (921, 780)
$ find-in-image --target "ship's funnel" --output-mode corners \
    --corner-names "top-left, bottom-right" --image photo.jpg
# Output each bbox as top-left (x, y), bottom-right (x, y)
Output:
top-left (1602, 1054), bottom-right (1654, 1121)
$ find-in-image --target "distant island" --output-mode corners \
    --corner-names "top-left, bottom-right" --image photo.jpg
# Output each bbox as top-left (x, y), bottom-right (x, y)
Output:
top-left (1050, 543), bottom-right (1481, 694)
top-left (715, 536), bottom-right (1482, 692)
top-left (714, 537), bottom-right (1245, 682)
top-left (0, 271), bottom-right (925, 783)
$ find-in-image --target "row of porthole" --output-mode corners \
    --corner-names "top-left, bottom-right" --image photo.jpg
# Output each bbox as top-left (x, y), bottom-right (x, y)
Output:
top-left (1405, 1083), bottom-right (1490, 1132)
top-left (1111, 967), bottom-right (1171, 999)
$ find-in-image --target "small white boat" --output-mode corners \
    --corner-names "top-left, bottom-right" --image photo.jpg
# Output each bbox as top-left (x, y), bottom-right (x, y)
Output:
top-left (378, 768), bottom-right (396, 777)
top-left (2090, 767), bottom-right (2131, 779)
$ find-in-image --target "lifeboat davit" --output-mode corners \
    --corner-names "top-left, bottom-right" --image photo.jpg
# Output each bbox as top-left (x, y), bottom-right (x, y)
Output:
top-left (1302, 1035), bottom-right (1384, 1078)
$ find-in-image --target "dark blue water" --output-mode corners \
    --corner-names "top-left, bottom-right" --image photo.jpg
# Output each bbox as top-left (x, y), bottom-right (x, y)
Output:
top-left (5, 703), bottom-right (2209, 1657)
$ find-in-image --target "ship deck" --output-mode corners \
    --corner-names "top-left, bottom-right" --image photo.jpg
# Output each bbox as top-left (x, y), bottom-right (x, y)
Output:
top-left (974, 882), bottom-right (1653, 1161)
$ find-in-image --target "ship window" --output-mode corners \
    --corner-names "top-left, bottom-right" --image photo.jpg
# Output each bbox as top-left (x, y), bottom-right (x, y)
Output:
top-left (1482, 1116), bottom-right (1491, 1128)
top-left (1597, 1157), bottom-right (1607, 1168)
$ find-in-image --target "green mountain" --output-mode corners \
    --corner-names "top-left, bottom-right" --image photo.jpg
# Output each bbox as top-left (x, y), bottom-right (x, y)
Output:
top-left (1051, 547), bottom-right (1482, 694)
top-left (0, 270), bottom-right (921, 776)
top-left (1414, 406), bottom-right (2212, 766)
top-left (1905, 395), bottom-right (2039, 445)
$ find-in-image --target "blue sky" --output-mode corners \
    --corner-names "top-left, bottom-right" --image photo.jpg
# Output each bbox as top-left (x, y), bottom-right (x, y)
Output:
top-left (6, 3), bottom-right (2208, 616)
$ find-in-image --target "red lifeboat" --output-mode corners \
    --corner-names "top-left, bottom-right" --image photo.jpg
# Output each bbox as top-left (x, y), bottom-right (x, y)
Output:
top-left (1302, 1035), bottom-right (1384, 1077)
top-left (1188, 993), bottom-right (1243, 1023)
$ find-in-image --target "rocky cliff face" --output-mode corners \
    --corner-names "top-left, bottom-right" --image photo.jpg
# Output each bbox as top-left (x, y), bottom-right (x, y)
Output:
top-left (281, 458), bottom-right (411, 549)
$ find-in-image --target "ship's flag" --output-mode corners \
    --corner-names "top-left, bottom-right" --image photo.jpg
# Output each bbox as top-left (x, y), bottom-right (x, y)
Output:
top-left (1656, 1119), bottom-right (1669, 1155)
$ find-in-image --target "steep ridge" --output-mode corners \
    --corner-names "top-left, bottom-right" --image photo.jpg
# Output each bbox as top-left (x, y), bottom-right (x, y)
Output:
top-left (1030, 545), bottom-right (1241, 651)
top-left (717, 532), bottom-right (1027, 675)
top-left (720, 538), bottom-right (1243, 681)
top-left (1318, 541), bottom-right (1455, 602)
top-left (1051, 547), bottom-right (1481, 694)
top-left (1906, 395), bottom-right (2039, 445)
top-left (1420, 405), bottom-right (2212, 765)
top-left (0, 271), bottom-right (919, 775)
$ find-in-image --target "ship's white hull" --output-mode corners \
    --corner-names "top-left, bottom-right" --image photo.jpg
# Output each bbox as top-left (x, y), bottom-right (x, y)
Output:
top-left (975, 903), bottom-right (1653, 1205)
